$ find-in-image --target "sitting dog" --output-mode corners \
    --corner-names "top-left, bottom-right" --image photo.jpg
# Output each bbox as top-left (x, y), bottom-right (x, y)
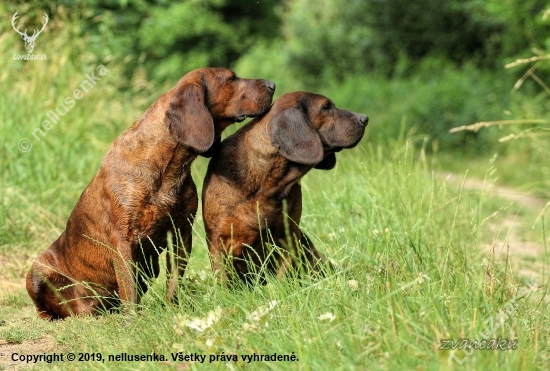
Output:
top-left (202, 91), bottom-right (368, 284)
top-left (26, 67), bottom-right (275, 319)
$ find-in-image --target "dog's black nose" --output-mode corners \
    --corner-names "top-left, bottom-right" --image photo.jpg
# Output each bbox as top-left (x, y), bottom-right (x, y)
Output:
top-left (357, 114), bottom-right (369, 126)
top-left (265, 80), bottom-right (276, 92)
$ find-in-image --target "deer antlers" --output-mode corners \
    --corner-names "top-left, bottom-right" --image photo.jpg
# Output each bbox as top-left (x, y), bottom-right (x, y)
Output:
top-left (12, 11), bottom-right (49, 53)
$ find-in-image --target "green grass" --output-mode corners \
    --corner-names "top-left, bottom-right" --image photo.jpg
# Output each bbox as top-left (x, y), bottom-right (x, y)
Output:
top-left (1, 16), bottom-right (550, 371)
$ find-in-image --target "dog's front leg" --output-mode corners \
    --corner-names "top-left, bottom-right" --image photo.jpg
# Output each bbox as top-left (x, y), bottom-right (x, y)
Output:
top-left (112, 234), bottom-right (137, 313)
top-left (166, 221), bottom-right (192, 303)
top-left (209, 240), bottom-right (231, 285)
top-left (299, 233), bottom-right (333, 275)
top-left (166, 177), bottom-right (198, 302)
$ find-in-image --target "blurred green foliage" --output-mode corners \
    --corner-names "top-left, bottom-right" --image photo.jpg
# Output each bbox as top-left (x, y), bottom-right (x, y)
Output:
top-left (3, 0), bottom-right (281, 82)
top-left (136, 0), bottom-right (280, 81)
top-left (280, 0), bottom-right (550, 81)
top-left (5, 0), bottom-right (549, 83)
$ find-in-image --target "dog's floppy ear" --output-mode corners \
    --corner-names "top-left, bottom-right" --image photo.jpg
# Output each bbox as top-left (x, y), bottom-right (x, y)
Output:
top-left (314, 153), bottom-right (336, 170)
top-left (166, 83), bottom-right (215, 153)
top-left (271, 107), bottom-right (324, 165)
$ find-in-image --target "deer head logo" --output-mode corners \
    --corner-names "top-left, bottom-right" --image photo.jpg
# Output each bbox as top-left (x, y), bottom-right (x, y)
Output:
top-left (11, 11), bottom-right (49, 54)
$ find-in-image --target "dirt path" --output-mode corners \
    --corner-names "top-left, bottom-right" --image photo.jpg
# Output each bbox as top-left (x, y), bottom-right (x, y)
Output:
top-left (441, 172), bottom-right (549, 210)
top-left (0, 336), bottom-right (57, 370)
top-left (441, 172), bottom-right (549, 281)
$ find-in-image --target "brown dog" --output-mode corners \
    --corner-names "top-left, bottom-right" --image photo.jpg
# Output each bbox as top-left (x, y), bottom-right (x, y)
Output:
top-left (26, 67), bottom-right (275, 319)
top-left (202, 92), bottom-right (368, 284)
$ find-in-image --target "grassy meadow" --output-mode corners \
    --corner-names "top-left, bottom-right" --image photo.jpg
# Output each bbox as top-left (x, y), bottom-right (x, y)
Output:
top-left (1, 8), bottom-right (550, 371)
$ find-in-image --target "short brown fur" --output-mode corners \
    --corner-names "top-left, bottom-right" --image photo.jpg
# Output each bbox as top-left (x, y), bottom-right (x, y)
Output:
top-left (27, 67), bottom-right (275, 319)
top-left (202, 92), bottom-right (368, 284)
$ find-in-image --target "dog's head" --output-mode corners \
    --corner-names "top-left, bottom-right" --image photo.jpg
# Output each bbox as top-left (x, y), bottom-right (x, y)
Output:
top-left (166, 67), bottom-right (275, 154)
top-left (270, 92), bottom-right (368, 170)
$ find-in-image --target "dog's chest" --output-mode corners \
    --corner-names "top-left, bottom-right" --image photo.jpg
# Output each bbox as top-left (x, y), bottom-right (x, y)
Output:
top-left (116, 149), bottom-right (196, 239)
